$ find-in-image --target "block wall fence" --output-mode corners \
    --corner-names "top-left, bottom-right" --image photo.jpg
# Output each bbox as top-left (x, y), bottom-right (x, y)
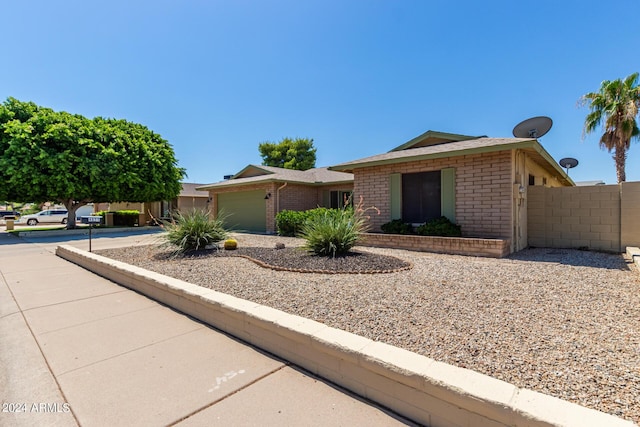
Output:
top-left (527, 182), bottom-right (640, 252)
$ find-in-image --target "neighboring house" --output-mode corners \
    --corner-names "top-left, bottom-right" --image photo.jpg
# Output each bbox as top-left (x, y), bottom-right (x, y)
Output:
top-left (328, 130), bottom-right (573, 253)
top-left (197, 165), bottom-right (354, 233)
top-left (158, 182), bottom-right (210, 218)
top-left (103, 182), bottom-right (210, 223)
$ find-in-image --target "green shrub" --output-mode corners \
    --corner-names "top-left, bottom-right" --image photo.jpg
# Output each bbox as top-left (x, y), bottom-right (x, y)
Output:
top-left (276, 207), bottom-right (331, 236)
top-left (162, 210), bottom-right (228, 255)
top-left (415, 216), bottom-right (461, 237)
top-left (299, 208), bottom-right (366, 257)
top-left (275, 210), bottom-right (309, 237)
top-left (381, 219), bottom-right (413, 235)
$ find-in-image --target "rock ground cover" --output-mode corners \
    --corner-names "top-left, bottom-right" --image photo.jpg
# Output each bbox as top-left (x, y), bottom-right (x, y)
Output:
top-left (96, 234), bottom-right (640, 423)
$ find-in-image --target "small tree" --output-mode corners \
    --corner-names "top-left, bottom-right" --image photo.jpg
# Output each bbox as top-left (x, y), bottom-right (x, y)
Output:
top-left (259, 137), bottom-right (316, 171)
top-left (0, 98), bottom-right (185, 228)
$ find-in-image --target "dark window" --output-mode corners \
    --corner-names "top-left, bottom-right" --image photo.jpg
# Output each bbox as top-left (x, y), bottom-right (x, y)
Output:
top-left (529, 174), bottom-right (535, 186)
top-left (330, 191), bottom-right (352, 209)
top-left (402, 171), bottom-right (441, 223)
top-left (543, 177), bottom-right (547, 185)
top-left (330, 191), bottom-right (339, 209)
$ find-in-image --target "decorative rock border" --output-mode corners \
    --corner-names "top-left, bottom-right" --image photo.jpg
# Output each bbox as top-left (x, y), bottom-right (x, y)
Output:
top-left (230, 253), bottom-right (413, 275)
top-left (56, 244), bottom-right (634, 427)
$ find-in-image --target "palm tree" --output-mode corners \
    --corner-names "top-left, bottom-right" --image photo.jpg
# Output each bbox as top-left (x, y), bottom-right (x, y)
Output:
top-left (580, 72), bottom-right (640, 183)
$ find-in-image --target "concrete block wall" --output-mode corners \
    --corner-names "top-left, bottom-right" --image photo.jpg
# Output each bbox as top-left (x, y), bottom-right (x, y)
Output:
top-left (527, 183), bottom-right (640, 252)
top-left (621, 182), bottom-right (640, 250)
top-left (353, 151), bottom-right (513, 239)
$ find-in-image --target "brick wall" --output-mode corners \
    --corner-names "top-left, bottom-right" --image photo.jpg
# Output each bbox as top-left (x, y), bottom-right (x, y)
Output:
top-left (354, 151), bottom-right (513, 239)
top-left (527, 182), bottom-right (640, 252)
top-left (360, 233), bottom-right (511, 258)
top-left (278, 184), bottom-right (320, 211)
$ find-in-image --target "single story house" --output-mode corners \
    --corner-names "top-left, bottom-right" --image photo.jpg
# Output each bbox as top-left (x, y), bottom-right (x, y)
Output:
top-left (103, 182), bottom-right (210, 223)
top-left (197, 166), bottom-right (354, 233)
top-left (328, 130), bottom-right (573, 254)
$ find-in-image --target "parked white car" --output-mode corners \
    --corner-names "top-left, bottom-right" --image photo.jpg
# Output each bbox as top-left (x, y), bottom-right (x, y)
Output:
top-left (20, 209), bottom-right (69, 226)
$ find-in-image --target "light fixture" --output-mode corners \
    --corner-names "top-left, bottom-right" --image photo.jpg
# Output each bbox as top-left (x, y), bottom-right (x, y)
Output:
top-left (264, 193), bottom-right (271, 200)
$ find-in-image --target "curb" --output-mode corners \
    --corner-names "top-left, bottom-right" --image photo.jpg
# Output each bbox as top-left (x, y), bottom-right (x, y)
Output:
top-left (16, 226), bottom-right (161, 238)
top-left (56, 245), bottom-right (634, 427)
top-left (627, 247), bottom-right (640, 271)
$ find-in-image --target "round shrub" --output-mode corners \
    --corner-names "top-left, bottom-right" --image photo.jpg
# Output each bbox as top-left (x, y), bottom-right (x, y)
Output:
top-left (381, 219), bottom-right (413, 234)
top-left (415, 216), bottom-right (461, 237)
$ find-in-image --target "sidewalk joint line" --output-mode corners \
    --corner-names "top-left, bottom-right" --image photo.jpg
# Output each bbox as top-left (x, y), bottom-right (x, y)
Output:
top-left (1, 268), bottom-right (82, 427)
top-left (20, 289), bottom-right (128, 312)
top-left (35, 304), bottom-right (160, 335)
top-left (167, 364), bottom-right (289, 426)
top-left (56, 326), bottom-right (205, 376)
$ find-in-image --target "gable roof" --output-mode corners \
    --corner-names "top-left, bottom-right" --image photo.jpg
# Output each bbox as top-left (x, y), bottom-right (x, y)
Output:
top-left (329, 137), bottom-right (574, 186)
top-left (179, 183), bottom-right (209, 198)
top-left (390, 130), bottom-right (484, 151)
top-left (196, 166), bottom-right (353, 191)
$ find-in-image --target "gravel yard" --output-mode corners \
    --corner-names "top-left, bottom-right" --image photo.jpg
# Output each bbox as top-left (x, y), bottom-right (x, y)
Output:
top-left (96, 234), bottom-right (640, 423)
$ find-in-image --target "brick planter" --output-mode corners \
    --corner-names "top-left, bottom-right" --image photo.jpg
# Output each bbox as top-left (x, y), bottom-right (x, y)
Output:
top-left (360, 233), bottom-right (511, 258)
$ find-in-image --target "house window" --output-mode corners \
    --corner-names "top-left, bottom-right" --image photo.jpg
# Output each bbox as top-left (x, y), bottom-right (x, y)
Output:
top-left (402, 171), bottom-right (441, 223)
top-left (529, 174), bottom-right (535, 186)
top-left (330, 191), bottom-right (352, 209)
top-left (160, 200), bottom-right (172, 218)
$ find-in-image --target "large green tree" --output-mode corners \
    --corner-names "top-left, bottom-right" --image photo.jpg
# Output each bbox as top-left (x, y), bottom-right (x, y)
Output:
top-left (0, 98), bottom-right (185, 228)
top-left (580, 72), bottom-right (640, 183)
top-left (258, 137), bottom-right (316, 171)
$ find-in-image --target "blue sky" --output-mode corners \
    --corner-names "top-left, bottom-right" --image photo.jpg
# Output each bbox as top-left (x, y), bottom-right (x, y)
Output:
top-left (2, 0), bottom-right (639, 185)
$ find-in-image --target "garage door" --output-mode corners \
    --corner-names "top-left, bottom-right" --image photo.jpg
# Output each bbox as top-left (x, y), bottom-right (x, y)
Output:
top-left (217, 190), bottom-right (266, 232)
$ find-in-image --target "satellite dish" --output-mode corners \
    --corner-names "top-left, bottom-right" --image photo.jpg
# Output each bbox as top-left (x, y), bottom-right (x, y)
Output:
top-left (559, 157), bottom-right (578, 175)
top-left (512, 116), bottom-right (553, 139)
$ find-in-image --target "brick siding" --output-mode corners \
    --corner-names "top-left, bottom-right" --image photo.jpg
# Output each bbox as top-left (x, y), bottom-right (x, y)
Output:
top-left (354, 151), bottom-right (513, 239)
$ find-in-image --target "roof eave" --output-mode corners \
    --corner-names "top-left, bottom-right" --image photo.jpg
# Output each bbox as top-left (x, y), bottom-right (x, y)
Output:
top-left (529, 143), bottom-right (575, 186)
top-left (196, 177), bottom-right (354, 191)
top-left (329, 140), bottom-right (539, 172)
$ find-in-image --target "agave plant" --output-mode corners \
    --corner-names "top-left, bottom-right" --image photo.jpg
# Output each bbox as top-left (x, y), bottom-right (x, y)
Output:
top-left (299, 197), bottom-right (378, 257)
top-left (162, 209), bottom-right (228, 255)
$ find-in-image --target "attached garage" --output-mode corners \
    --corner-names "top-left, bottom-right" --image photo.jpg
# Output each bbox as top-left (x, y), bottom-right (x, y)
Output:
top-left (217, 190), bottom-right (266, 232)
top-left (197, 165), bottom-right (354, 234)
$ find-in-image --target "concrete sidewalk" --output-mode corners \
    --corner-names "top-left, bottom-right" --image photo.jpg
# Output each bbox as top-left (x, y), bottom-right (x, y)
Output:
top-left (0, 231), bottom-right (412, 426)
